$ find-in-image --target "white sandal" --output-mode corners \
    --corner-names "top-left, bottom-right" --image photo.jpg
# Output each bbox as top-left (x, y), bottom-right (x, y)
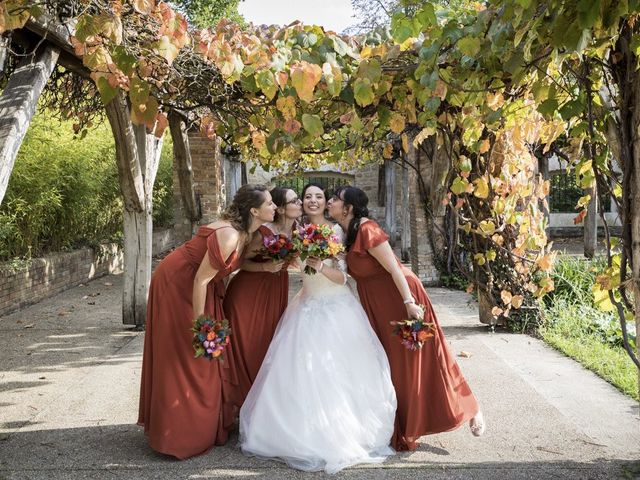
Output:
top-left (469, 411), bottom-right (485, 437)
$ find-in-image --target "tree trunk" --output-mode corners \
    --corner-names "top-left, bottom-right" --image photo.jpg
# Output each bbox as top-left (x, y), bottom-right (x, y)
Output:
top-left (384, 159), bottom-right (396, 247)
top-left (105, 92), bottom-right (163, 326)
top-left (0, 35), bottom-right (9, 73)
top-left (168, 110), bottom-right (199, 223)
top-left (0, 44), bottom-right (59, 205)
top-left (400, 160), bottom-right (410, 262)
top-left (584, 184), bottom-right (598, 258)
top-left (429, 134), bottom-right (450, 258)
top-left (538, 155), bottom-right (550, 238)
top-left (629, 68), bottom-right (640, 388)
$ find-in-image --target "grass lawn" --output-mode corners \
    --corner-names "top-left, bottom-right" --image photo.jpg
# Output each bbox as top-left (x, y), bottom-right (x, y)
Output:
top-left (539, 257), bottom-right (639, 401)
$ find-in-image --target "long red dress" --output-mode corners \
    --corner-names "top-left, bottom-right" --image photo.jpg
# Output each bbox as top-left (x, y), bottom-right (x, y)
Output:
top-left (346, 220), bottom-right (479, 451)
top-left (137, 225), bottom-right (243, 459)
top-left (223, 225), bottom-right (289, 408)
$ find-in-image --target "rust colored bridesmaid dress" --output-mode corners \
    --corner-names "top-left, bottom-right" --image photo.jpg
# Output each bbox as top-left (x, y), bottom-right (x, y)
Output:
top-left (223, 225), bottom-right (289, 408)
top-left (137, 225), bottom-right (243, 459)
top-left (346, 220), bottom-right (479, 451)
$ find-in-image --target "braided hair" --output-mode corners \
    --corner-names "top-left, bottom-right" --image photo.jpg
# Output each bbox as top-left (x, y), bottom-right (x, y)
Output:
top-left (221, 184), bottom-right (269, 233)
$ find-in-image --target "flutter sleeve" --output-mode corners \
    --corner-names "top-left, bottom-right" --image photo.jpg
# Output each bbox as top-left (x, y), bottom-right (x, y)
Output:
top-left (356, 220), bottom-right (389, 251)
top-left (205, 230), bottom-right (227, 272)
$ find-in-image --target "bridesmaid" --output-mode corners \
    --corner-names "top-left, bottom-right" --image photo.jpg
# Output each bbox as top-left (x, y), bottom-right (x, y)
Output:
top-left (330, 185), bottom-right (485, 451)
top-left (137, 184), bottom-right (276, 459)
top-left (223, 187), bottom-right (302, 408)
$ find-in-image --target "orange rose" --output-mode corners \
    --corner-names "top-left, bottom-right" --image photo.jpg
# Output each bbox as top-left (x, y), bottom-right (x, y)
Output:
top-left (206, 332), bottom-right (216, 341)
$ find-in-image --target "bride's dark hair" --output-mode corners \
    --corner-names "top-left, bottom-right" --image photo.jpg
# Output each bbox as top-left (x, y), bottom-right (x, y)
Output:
top-left (301, 182), bottom-right (329, 222)
top-left (221, 184), bottom-right (268, 233)
top-left (334, 185), bottom-right (369, 250)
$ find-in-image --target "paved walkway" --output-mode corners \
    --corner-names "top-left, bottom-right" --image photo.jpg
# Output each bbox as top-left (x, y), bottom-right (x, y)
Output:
top-left (0, 273), bottom-right (638, 479)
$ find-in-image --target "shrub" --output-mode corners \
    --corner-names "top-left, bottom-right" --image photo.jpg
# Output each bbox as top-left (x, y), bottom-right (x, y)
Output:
top-left (0, 110), bottom-right (174, 261)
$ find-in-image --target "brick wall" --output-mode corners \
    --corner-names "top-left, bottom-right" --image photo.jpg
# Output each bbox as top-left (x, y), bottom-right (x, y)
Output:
top-left (408, 146), bottom-right (440, 285)
top-left (188, 132), bottom-right (226, 223)
top-left (0, 228), bottom-right (182, 317)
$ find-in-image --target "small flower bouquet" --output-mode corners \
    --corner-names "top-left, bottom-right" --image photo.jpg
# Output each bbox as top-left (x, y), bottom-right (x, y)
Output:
top-left (292, 223), bottom-right (344, 275)
top-left (191, 315), bottom-right (231, 360)
top-left (260, 233), bottom-right (297, 262)
top-left (391, 307), bottom-right (435, 351)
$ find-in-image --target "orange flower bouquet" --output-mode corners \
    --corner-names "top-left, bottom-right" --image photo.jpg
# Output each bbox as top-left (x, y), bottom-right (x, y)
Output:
top-left (191, 315), bottom-right (231, 360)
top-left (391, 306), bottom-right (435, 351)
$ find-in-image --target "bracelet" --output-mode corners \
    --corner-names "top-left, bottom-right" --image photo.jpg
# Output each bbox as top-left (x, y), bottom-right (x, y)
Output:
top-left (403, 297), bottom-right (415, 305)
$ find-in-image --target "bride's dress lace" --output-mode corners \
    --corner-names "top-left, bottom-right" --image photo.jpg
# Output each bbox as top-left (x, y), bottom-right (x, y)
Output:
top-left (239, 224), bottom-right (397, 474)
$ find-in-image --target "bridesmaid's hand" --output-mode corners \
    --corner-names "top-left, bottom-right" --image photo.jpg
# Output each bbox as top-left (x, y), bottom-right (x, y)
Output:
top-left (262, 260), bottom-right (285, 273)
top-left (406, 302), bottom-right (424, 320)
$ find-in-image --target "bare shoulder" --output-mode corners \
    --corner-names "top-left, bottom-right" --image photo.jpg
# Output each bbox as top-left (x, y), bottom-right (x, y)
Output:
top-left (213, 225), bottom-right (240, 257)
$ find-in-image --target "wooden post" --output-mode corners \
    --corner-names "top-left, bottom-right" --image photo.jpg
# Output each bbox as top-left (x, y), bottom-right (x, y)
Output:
top-left (0, 36), bottom-right (9, 72)
top-left (225, 156), bottom-right (242, 203)
top-left (105, 91), bottom-right (163, 327)
top-left (0, 44), bottom-right (59, 205)
top-left (384, 159), bottom-right (396, 247)
top-left (168, 110), bottom-right (199, 224)
top-left (584, 184), bottom-right (598, 258)
top-left (400, 159), bottom-right (410, 262)
top-left (538, 154), bottom-right (550, 238)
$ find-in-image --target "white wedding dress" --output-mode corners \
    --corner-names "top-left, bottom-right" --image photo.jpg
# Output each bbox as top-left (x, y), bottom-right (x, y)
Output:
top-left (239, 225), bottom-right (397, 474)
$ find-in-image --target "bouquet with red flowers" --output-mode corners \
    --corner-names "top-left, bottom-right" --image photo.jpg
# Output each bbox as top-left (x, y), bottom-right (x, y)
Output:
top-left (191, 315), bottom-right (231, 360)
top-left (391, 306), bottom-right (435, 351)
top-left (292, 223), bottom-right (344, 275)
top-left (260, 232), bottom-right (297, 262)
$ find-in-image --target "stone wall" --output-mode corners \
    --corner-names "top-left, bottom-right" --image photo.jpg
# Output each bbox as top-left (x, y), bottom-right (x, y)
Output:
top-left (0, 228), bottom-right (182, 317)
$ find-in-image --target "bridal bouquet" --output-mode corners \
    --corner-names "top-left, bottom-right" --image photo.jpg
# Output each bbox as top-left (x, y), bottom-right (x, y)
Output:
top-left (391, 307), bottom-right (435, 351)
top-left (191, 315), bottom-right (231, 360)
top-left (260, 233), bottom-right (297, 262)
top-left (292, 223), bottom-right (344, 275)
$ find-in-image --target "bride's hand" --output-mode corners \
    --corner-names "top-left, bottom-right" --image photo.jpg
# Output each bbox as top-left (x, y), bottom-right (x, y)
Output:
top-left (305, 256), bottom-right (324, 273)
top-left (406, 302), bottom-right (424, 320)
top-left (262, 260), bottom-right (285, 273)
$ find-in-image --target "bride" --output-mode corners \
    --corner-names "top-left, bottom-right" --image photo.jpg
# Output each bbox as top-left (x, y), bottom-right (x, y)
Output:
top-left (239, 184), bottom-right (397, 474)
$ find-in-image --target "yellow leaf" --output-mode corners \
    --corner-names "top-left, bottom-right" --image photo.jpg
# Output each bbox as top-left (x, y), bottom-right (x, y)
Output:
top-left (401, 133), bottom-right (409, 153)
top-left (133, 0), bottom-right (156, 14)
top-left (593, 284), bottom-right (616, 312)
top-left (413, 126), bottom-right (436, 147)
top-left (433, 80), bottom-right (448, 100)
top-left (479, 139), bottom-right (490, 154)
top-left (276, 96), bottom-right (297, 120)
top-left (390, 112), bottom-right (406, 134)
top-left (511, 295), bottom-right (524, 309)
top-left (473, 177), bottom-right (489, 199)
top-left (501, 290), bottom-right (512, 305)
top-left (536, 254), bottom-right (554, 272)
top-left (486, 92), bottom-right (505, 111)
top-left (383, 143), bottom-right (393, 159)
top-left (290, 61), bottom-right (322, 103)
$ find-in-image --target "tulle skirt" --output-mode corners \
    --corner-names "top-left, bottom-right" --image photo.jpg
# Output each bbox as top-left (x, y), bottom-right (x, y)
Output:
top-left (239, 285), bottom-right (397, 474)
